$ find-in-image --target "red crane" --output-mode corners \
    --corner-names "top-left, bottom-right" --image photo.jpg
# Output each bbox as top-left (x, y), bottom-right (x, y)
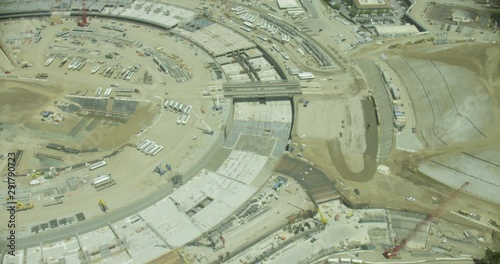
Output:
top-left (77, 0), bottom-right (87, 27)
top-left (383, 181), bottom-right (470, 259)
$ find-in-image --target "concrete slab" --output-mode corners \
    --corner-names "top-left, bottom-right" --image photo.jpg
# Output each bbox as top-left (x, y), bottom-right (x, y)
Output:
top-left (295, 97), bottom-right (346, 140)
top-left (2, 250), bottom-right (24, 264)
top-left (396, 130), bottom-right (425, 152)
top-left (234, 101), bottom-right (292, 123)
top-left (234, 134), bottom-right (277, 157)
top-left (176, 23), bottom-right (255, 57)
top-left (39, 237), bottom-right (81, 264)
top-left (216, 150), bottom-right (268, 184)
top-left (419, 150), bottom-right (500, 204)
top-left (112, 215), bottom-right (168, 263)
top-left (139, 196), bottom-right (201, 248)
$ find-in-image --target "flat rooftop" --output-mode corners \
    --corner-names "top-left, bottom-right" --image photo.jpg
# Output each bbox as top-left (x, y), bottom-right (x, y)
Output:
top-left (177, 23), bottom-right (256, 57)
top-left (353, 0), bottom-right (392, 9)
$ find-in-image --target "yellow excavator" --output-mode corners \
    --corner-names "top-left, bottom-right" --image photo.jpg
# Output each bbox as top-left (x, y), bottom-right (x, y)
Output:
top-left (12, 200), bottom-right (34, 211)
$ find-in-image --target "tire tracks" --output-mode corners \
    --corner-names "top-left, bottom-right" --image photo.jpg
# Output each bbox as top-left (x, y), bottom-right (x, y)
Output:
top-left (430, 61), bottom-right (487, 138)
top-left (404, 59), bottom-right (448, 146)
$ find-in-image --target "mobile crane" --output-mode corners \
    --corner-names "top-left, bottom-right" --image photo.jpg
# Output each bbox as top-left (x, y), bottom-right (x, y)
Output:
top-left (383, 182), bottom-right (470, 259)
top-left (191, 109), bottom-right (214, 135)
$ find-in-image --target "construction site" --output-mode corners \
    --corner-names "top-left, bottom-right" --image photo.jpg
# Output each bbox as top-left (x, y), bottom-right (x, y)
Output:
top-left (0, 0), bottom-right (499, 263)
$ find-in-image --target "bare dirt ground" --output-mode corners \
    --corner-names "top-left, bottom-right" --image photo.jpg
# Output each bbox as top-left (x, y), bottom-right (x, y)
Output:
top-left (0, 79), bottom-right (62, 123)
top-left (295, 42), bottom-right (500, 248)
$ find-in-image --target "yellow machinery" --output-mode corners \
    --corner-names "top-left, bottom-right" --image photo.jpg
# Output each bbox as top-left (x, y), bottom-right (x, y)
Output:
top-left (317, 208), bottom-right (328, 225)
top-left (14, 200), bottom-right (34, 211)
top-left (346, 211), bottom-right (354, 219)
top-left (98, 199), bottom-right (108, 212)
top-left (31, 171), bottom-right (44, 178)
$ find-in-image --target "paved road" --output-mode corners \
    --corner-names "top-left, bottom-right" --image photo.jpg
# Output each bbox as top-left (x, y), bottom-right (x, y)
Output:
top-left (0, 133), bottom-right (225, 250)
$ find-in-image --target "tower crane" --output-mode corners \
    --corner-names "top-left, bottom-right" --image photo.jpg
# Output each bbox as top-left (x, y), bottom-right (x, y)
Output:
top-left (77, 0), bottom-right (88, 27)
top-left (383, 181), bottom-right (470, 259)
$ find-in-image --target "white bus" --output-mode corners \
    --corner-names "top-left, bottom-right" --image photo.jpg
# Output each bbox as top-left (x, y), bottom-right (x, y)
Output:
top-left (235, 9), bottom-right (246, 15)
top-left (91, 65), bottom-right (101, 74)
top-left (89, 160), bottom-right (107, 171)
top-left (151, 146), bottom-right (164, 156)
top-left (298, 72), bottom-right (315, 80)
top-left (137, 140), bottom-right (150, 150)
top-left (92, 174), bottom-right (111, 186)
top-left (240, 26), bottom-right (251, 32)
top-left (95, 87), bottom-right (102, 97)
top-left (280, 52), bottom-right (289, 60)
top-left (257, 35), bottom-right (268, 41)
top-left (147, 145), bottom-right (160, 155)
top-left (181, 114), bottom-right (190, 125)
top-left (176, 114), bottom-right (184, 124)
top-left (272, 44), bottom-right (281, 52)
top-left (143, 144), bottom-right (157, 154)
top-left (140, 141), bottom-right (155, 151)
top-left (184, 105), bottom-right (193, 114)
top-left (243, 21), bottom-right (254, 28)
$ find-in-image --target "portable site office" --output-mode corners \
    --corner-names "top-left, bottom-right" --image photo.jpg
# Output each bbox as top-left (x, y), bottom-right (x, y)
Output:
top-left (137, 140), bottom-right (150, 150)
top-left (151, 146), bottom-right (164, 156)
top-left (147, 145), bottom-right (160, 155)
top-left (140, 141), bottom-right (155, 151)
top-left (143, 144), bottom-right (157, 154)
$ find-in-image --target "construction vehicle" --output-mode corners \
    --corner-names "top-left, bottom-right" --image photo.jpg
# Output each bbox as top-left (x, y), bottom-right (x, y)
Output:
top-left (191, 109), bottom-right (214, 135)
top-left (383, 182), bottom-right (470, 259)
top-left (317, 208), bottom-right (328, 225)
top-left (98, 199), bottom-right (108, 212)
top-left (408, 165), bottom-right (417, 173)
top-left (346, 211), bottom-right (354, 219)
top-left (30, 171), bottom-right (44, 178)
top-left (212, 92), bottom-right (223, 111)
top-left (154, 164), bottom-right (167, 176)
top-left (11, 200), bottom-right (34, 211)
top-left (77, 0), bottom-right (88, 27)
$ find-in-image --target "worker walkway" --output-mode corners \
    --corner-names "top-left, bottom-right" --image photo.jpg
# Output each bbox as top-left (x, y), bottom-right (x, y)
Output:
top-left (223, 80), bottom-right (302, 98)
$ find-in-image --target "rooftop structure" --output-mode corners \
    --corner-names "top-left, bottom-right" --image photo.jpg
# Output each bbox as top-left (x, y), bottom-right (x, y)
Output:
top-left (352, 0), bottom-right (392, 10)
top-left (178, 23), bottom-right (256, 57)
top-left (451, 9), bottom-right (477, 23)
top-left (277, 0), bottom-right (299, 9)
top-left (374, 24), bottom-right (420, 37)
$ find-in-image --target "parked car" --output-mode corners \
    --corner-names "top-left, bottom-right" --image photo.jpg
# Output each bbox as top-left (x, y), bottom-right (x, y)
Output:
top-left (303, 100), bottom-right (309, 107)
top-left (354, 188), bottom-right (360, 195)
top-left (406, 196), bottom-right (416, 202)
